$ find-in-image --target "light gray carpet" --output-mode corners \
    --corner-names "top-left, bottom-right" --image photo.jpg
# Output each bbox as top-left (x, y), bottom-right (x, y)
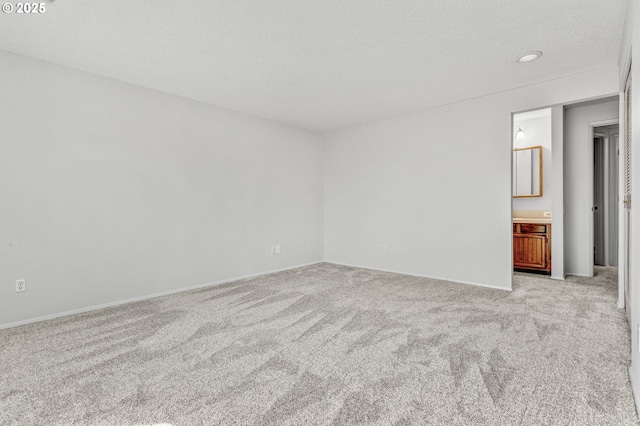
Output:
top-left (0, 263), bottom-right (637, 425)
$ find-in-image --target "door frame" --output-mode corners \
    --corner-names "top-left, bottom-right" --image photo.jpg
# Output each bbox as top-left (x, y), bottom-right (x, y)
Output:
top-left (620, 68), bottom-right (632, 312)
top-left (510, 106), bottom-right (564, 281)
top-left (594, 132), bottom-right (607, 266)
top-left (589, 120), bottom-right (619, 278)
top-left (593, 127), bottom-right (620, 267)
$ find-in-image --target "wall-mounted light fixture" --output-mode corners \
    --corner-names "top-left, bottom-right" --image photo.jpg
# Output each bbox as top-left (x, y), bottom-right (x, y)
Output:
top-left (515, 126), bottom-right (526, 140)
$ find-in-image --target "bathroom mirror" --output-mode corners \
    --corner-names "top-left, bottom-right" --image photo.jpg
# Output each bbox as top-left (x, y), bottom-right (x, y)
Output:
top-left (513, 145), bottom-right (542, 197)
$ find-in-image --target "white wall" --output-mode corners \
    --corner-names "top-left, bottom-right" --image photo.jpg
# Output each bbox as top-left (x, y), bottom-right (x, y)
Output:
top-left (324, 67), bottom-right (619, 290)
top-left (0, 51), bottom-right (324, 327)
top-left (564, 99), bottom-right (619, 276)
top-left (620, 0), bottom-right (640, 409)
top-left (551, 106), bottom-right (565, 280)
top-left (513, 113), bottom-right (552, 211)
top-left (0, 51), bottom-right (624, 327)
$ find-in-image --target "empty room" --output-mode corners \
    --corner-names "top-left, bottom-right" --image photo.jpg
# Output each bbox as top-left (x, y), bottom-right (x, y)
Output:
top-left (2, 1), bottom-right (640, 425)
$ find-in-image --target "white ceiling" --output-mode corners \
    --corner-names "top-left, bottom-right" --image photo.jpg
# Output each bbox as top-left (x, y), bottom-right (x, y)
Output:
top-left (0, 0), bottom-right (627, 131)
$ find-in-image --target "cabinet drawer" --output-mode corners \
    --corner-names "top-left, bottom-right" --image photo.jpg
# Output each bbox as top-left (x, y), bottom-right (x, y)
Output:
top-left (519, 224), bottom-right (547, 234)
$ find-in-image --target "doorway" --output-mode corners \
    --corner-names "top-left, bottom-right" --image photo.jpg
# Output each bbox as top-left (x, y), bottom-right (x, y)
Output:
top-left (512, 108), bottom-right (553, 276)
top-left (593, 125), bottom-right (620, 266)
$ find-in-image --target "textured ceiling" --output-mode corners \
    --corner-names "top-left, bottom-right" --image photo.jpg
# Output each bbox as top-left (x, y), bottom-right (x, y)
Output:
top-left (0, 1), bottom-right (627, 131)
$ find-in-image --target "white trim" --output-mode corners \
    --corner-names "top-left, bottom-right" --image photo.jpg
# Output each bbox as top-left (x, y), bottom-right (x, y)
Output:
top-left (591, 119), bottom-right (620, 128)
top-left (631, 367), bottom-right (640, 415)
top-left (550, 275), bottom-right (566, 281)
top-left (510, 112), bottom-right (515, 290)
top-left (589, 119), bottom-right (620, 279)
top-left (618, 89), bottom-right (626, 310)
top-left (588, 124), bottom-right (596, 278)
top-left (324, 261), bottom-right (511, 292)
top-left (564, 272), bottom-right (593, 278)
top-left (512, 106), bottom-right (566, 281)
top-left (0, 260), bottom-right (323, 330)
top-left (551, 105), bottom-right (565, 280)
top-left (602, 134), bottom-right (611, 266)
top-left (594, 127), bottom-right (620, 268)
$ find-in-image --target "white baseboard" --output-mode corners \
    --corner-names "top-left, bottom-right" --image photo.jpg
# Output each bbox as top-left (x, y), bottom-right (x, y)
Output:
top-left (324, 261), bottom-right (511, 292)
top-left (630, 367), bottom-right (640, 416)
top-left (0, 260), bottom-right (323, 330)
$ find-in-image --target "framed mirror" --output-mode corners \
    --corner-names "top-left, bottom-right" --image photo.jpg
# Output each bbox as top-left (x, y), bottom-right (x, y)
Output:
top-left (513, 145), bottom-right (542, 197)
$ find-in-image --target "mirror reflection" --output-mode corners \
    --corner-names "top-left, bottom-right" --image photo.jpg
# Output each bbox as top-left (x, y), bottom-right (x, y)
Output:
top-left (513, 145), bottom-right (542, 197)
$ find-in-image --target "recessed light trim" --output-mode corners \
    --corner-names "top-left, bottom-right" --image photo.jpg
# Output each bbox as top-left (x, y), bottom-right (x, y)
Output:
top-left (517, 51), bottom-right (543, 63)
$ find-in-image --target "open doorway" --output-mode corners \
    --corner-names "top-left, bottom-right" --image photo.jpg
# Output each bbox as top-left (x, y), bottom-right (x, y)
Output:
top-left (563, 97), bottom-right (619, 278)
top-left (512, 108), bottom-right (552, 276)
top-left (593, 125), bottom-right (619, 267)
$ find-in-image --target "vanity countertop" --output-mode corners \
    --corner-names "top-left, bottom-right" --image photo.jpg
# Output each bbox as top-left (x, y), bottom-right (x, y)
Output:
top-left (512, 217), bottom-right (552, 224)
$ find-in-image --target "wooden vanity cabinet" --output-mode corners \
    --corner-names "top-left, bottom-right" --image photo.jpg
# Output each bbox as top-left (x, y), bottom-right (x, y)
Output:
top-left (513, 223), bottom-right (551, 273)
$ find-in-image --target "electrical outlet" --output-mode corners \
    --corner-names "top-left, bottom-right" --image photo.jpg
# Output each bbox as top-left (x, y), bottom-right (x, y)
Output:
top-left (543, 211), bottom-right (552, 218)
top-left (15, 279), bottom-right (26, 293)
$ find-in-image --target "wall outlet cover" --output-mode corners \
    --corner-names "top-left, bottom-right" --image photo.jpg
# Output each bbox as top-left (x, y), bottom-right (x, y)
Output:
top-left (543, 211), bottom-right (552, 218)
top-left (16, 279), bottom-right (26, 293)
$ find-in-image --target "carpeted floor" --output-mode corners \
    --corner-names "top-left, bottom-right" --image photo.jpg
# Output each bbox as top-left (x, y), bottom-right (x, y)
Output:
top-left (0, 263), bottom-right (637, 425)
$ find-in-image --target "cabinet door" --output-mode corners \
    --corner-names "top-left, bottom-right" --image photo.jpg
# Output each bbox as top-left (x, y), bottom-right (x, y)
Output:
top-left (513, 234), bottom-right (548, 269)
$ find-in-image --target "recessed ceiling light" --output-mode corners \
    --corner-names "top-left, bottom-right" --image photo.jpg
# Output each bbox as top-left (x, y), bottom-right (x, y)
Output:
top-left (517, 51), bottom-right (543, 63)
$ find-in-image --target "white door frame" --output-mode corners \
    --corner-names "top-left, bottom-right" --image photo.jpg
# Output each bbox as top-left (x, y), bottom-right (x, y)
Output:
top-left (594, 132), bottom-right (608, 265)
top-left (589, 120), bottom-right (619, 279)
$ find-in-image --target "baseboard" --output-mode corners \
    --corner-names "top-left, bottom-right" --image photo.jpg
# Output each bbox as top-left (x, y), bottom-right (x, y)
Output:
top-left (630, 367), bottom-right (640, 417)
top-left (565, 272), bottom-right (593, 278)
top-left (0, 260), bottom-right (323, 330)
top-left (324, 261), bottom-right (511, 292)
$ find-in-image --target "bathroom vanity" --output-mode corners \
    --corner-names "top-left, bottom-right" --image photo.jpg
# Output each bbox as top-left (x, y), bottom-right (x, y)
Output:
top-left (512, 144), bottom-right (550, 274)
top-left (513, 218), bottom-right (551, 274)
